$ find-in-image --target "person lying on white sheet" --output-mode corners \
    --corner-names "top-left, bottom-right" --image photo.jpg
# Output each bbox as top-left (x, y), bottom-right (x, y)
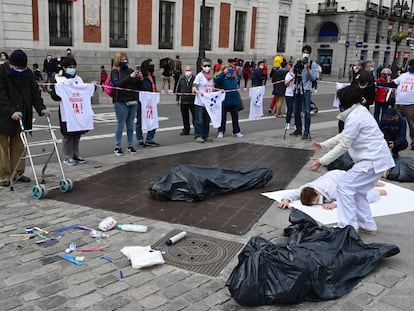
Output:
top-left (278, 169), bottom-right (386, 210)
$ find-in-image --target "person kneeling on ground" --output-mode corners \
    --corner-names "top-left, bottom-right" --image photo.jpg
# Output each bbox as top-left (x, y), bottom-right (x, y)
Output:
top-left (278, 170), bottom-right (387, 210)
top-left (380, 107), bottom-right (408, 158)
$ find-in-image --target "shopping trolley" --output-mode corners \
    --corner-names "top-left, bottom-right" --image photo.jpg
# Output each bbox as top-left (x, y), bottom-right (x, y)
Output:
top-left (10, 113), bottom-right (74, 199)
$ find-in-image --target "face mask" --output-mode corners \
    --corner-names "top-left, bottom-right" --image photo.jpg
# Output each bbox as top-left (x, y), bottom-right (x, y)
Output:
top-left (302, 53), bottom-right (310, 59)
top-left (259, 65), bottom-right (264, 69)
top-left (149, 64), bottom-right (155, 73)
top-left (202, 66), bottom-right (211, 72)
top-left (382, 74), bottom-right (389, 79)
top-left (1, 55), bottom-right (6, 61)
top-left (370, 67), bottom-right (375, 72)
top-left (353, 66), bottom-right (358, 72)
top-left (226, 67), bottom-right (234, 77)
top-left (65, 68), bottom-right (76, 76)
top-left (358, 83), bottom-right (368, 89)
top-left (185, 71), bottom-right (192, 77)
top-left (120, 61), bottom-right (128, 69)
top-left (57, 58), bottom-right (61, 62)
top-left (47, 56), bottom-right (52, 61)
top-left (11, 67), bottom-right (25, 76)
top-left (408, 67), bottom-right (414, 74)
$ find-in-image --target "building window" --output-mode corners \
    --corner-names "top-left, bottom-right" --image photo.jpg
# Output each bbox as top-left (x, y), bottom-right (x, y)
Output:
top-left (387, 23), bottom-right (393, 45)
top-left (48, 0), bottom-right (72, 46)
top-left (376, 21), bottom-right (382, 44)
top-left (277, 16), bottom-right (288, 53)
top-left (203, 7), bottom-right (213, 51)
top-left (364, 19), bottom-right (370, 42)
top-left (110, 0), bottom-right (128, 48)
top-left (159, 1), bottom-right (175, 49)
top-left (234, 11), bottom-right (246, 52)
top-left (318, 22), bottom-right (338, 42)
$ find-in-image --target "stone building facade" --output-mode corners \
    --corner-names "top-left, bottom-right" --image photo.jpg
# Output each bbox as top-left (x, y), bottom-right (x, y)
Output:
top-left (0, 0), bottom-right (306, 81)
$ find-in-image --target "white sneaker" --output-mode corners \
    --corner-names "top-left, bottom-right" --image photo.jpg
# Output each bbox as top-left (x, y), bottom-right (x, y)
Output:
top-left (217, 132), bottom-right (224, 138)
top-left (234, 132), bottom-right (243, 138)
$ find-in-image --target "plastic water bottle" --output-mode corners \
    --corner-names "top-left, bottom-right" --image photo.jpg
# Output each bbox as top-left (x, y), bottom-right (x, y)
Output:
top-left (117, 224), bottom-right (148, 233)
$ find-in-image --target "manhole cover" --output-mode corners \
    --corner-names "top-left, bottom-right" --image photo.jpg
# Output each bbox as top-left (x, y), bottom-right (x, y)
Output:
top-left (152, 229), bottom-right (244, 277)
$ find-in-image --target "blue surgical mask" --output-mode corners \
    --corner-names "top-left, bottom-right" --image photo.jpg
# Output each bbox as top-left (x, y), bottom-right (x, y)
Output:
top-left (11, 67), bottom-right (25, 77)
top-left (120, 61), bottom-right (128, 69)
top-left (65, 68), bottom-right (76, 76)
top-left (408, 67), bottom-right (414, 74)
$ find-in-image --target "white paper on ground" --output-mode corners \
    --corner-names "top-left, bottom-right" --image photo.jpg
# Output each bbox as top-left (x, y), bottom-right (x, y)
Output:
top-left (120, 246), bottom-right (165, 269)
top-left (262, 181), bottom-right (414, 225)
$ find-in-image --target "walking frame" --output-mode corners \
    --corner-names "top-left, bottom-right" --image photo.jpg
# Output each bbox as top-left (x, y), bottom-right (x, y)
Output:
top-left (10, 114), bottom-right (73, 199)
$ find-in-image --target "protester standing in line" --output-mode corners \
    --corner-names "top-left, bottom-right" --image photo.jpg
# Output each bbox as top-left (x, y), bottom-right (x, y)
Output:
top-left (377, 58), bottom-right (414, 150)
top-left (42, 52), bottom-right (57, 91)
top-left (213, 58), bottom-right (223, 78)
top-left (111, 52), bottom-right (143, 156)
top-left (214, 63), bottom-right (243, 139)
top-left (0, 49), bottom-right (49, 187)
top-left (268, 56), bottom-right (287, 117)
top-left (175, 65), bottom-right (195, 136)
top-left (171, 55), bottom-right (182, 92)
top-left (289, 45), bottom-right (319, 140)
top-left (0, 51), bottom-right (9, 65)
top-left (100, 65), bottom-right (108, 91)
top-left (374, 68), bottom-right (392, 123)
top-left (310, 85), bottom-right (395, 234)
top-left (252, 61), bottom-right (266, 87)
top-left (161, 59), bottom-right (172, 93)
top-left (192, 58), bottom-right (215, 143)
top-left (242, 62), bottom-right (252, 88)
top-left (136, 58), bottom-right (160, 147)
top-left (49, 57), bottom-right (95, 166)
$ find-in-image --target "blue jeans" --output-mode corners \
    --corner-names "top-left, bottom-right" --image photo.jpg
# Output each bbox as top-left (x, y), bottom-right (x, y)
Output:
top-left (293, 90), bottom-right (311, 134)
top-left (114, 102), bottom-right (138, 149)
top-left (136, 103), bottom-right (156, 143)
top-left (194, 105), bottom-right (210, 139)
top-left (285, 96), bottom-right (294, 124)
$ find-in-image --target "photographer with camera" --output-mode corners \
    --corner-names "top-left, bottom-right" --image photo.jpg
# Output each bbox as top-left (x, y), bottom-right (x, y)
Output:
top-left (289, 45), bottom-right (319, 140)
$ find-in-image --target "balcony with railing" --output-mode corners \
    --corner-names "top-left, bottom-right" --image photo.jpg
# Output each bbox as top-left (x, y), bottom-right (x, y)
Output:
top-left (318, 2), bottom-right (338, 13)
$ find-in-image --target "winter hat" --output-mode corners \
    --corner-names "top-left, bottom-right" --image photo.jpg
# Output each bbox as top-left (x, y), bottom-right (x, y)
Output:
top-left (10, 49), bottom-right (28, 67)
top-left (383, 108), bottom-right (398, 118)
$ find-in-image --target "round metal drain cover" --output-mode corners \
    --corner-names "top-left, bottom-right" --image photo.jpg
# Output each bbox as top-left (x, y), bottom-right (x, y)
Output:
top-left (152, 229), bottom-right (244, 277)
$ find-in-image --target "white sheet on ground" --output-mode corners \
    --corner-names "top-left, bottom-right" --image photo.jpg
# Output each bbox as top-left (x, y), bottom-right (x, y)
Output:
top-left (262, 181), bottom-right (414, 225)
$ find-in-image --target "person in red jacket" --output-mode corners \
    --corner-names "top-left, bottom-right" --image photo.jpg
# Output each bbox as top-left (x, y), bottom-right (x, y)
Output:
top-left (241, 62), bottom-right (252, 88)
top-left (374, 68), bottom-right (392, 124)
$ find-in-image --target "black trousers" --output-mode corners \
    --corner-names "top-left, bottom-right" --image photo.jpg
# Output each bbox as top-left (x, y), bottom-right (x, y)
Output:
top-left (180, 102), bottom-right (195, 134)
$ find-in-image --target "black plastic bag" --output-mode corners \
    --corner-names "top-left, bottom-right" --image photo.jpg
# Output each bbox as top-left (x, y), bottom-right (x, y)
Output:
top-left (226, 208), bottom-right (400, 306)
top-left (149, 164), bottom-right (273, 202)
top-left (386, 156), bottom-right (414, 182)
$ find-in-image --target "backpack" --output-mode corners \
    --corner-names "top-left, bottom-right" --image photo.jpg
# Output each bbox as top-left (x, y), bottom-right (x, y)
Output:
top-left (103, 75), bottom-right (113, 97)
top-left (104, 70), bottom-right (120, 97)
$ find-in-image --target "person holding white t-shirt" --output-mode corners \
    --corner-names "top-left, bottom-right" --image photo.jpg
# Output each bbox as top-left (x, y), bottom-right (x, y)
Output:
top-left (50, 57), bottom-right (95, 166)
top-left (192, 58), bottom-right (216, 143)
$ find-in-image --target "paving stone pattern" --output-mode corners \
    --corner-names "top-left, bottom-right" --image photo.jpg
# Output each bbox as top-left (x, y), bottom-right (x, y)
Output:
top-left (0, 119), bottom-right (413, 310)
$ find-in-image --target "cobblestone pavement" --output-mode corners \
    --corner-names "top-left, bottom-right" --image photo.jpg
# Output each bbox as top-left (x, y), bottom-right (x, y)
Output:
top-left (1, 99), bottom-right (414, 310)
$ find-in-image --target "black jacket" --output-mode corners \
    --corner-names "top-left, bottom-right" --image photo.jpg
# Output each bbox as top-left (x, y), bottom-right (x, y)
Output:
top-left (0, 64), bottom-right (45, 137)
top-left (270, 67), bottom-right (287, 96)
top-left (175, 75), bottom-right (195, 104)
top-left (111, 67), bottom-right (143, 103)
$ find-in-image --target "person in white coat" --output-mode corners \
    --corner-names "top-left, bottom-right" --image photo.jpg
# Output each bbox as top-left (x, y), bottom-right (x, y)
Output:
top-left (278, 169), bottom-right (386, 210)
top-left (310, 85), bottom-right (395, 234)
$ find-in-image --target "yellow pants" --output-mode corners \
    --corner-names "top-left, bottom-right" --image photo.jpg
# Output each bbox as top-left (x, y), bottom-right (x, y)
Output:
top-left (0, 132), bottom-right (25, 182)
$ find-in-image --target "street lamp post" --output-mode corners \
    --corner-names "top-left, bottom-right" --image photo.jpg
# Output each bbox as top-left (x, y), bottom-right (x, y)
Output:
top-left (343, 15), bottom-right (354, 78)
top-left (391, 0), bottom-right (409, 72)
top-left (196, 0), bottom-right (207, 73)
